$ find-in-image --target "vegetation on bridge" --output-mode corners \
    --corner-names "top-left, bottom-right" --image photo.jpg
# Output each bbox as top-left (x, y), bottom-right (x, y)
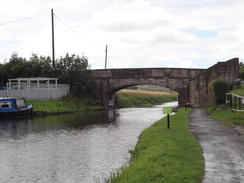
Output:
top-left (208, 79), bottom-right (229, 108)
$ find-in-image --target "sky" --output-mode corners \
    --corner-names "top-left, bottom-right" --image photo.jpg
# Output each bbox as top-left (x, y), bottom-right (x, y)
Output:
top-left (0, 0), bottom-right (244, 69)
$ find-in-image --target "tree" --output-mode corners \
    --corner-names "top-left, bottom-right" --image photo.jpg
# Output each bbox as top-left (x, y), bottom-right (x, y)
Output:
top-left (0, 52), bottom-right (93, 98)
top-left (57, 53), bottom-right (93, 97)
top-left (2, 52), bottom-right (27, 79)
top-left (239, 61), bottom-right (244, 81)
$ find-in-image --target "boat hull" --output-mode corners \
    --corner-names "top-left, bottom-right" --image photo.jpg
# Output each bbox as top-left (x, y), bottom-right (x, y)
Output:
top-left (0, 97), bottom-right (34, 118)
top-left (0, 106), bottom-right (33, 118)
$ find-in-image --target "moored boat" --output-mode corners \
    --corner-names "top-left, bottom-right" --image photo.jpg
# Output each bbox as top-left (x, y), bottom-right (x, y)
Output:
top-left (0, 97), bottom-right (33, 118)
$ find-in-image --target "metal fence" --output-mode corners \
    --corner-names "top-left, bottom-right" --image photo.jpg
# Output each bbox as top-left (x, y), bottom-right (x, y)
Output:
top-left (226, 93), bottom-right (244, 112)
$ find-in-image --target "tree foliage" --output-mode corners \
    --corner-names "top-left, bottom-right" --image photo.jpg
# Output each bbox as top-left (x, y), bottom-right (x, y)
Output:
top-left (0, 52), bottom-right (93, 97)
top-left (239, 61), bottom-right (244, 81)
top-left (208, 79), bottom-right (228, 108)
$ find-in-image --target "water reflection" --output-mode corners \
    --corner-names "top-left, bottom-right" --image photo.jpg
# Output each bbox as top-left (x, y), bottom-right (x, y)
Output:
top-left (0, 110), bottom-right (117, 137)
top-left (0, 118), bottom-right (33, 140)
top-left (0, 102), bottom-right (177, 183)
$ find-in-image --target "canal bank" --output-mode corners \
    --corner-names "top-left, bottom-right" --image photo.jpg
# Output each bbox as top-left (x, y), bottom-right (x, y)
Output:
top-left (27, 96), bottom-right (103, 116)
top-left (107, 108), bottom-right (204, 183)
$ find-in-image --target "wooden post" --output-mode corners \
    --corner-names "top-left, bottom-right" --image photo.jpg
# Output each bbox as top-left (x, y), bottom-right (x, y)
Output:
top-left (105, 45), bottom-right (108, 69)
top-left (167, 114), bottom-right (170, 129)
top-left (51, 9), bottom-right (55, 77)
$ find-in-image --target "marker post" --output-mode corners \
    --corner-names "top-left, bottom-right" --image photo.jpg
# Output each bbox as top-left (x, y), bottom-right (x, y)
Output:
top-left (163, 107), bottom-right (172, 129)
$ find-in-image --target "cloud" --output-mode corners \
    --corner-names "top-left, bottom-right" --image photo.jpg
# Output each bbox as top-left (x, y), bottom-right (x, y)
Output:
top-left (94, 0), bottom-right (173, 32)
top-left (0, 0), bottom-right (244, 69)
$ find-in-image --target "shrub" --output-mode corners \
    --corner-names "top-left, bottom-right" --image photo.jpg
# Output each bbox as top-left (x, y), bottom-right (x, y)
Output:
top-left (239, 69), bottom-right (244, 81)
top-left (208, 79), bottom-right (229, 107)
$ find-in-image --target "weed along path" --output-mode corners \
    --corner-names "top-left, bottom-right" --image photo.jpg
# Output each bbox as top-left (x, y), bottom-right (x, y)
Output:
top-left (189, 109), bottom-right (244, 183)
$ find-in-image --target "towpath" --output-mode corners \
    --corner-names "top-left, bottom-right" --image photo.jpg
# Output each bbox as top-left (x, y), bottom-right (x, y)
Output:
top-left (189, 108), bottom-right (244, 183)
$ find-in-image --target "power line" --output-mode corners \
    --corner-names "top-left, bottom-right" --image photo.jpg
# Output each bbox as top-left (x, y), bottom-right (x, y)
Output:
top-left (53, 13), bottom-right (103, 46)
top-left (0, 10), bottom-right (50, 26)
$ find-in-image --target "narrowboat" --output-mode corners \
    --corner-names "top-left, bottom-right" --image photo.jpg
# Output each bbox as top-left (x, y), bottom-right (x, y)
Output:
top-left (0, 97), bottom-right (33, 118)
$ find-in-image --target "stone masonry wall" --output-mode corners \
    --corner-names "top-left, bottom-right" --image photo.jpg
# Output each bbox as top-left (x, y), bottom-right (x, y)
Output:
top-left (189, 58), bottom-right (239, 107)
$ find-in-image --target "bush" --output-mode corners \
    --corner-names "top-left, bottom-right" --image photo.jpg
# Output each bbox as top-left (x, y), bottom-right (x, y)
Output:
top-left (208, 79), bottom-right (228, 107)
top-left (239, 69), bottom-right (244, 81)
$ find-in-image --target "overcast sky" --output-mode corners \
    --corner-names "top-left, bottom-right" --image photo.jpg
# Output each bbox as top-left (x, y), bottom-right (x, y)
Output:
top-left (0, 0), bottom-right (243, 69)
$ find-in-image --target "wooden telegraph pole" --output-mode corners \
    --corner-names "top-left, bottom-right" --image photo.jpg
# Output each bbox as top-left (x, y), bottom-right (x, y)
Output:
top-left (105, 45), bottom-right (108, 69)
top-left (51, 9), bottom-right (55, 77)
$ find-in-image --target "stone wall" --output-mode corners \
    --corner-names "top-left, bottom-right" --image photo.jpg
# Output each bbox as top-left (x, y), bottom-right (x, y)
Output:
top-left (91, 68), bottom-right (205, 107)
top-left (189, 58), bottom-right (239, 107)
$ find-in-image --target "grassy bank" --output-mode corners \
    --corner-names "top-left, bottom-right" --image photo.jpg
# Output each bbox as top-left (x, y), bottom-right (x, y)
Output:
top-left (106, 108), bottom-right (204, 183)
top-left (208, 105), bottom-right (244, 126)
top-left (27, 96), bottom-right (102, 116)
top-left (116, 89), bottom-right (178, 108)
top-left (208, 84), bottom-right (244, 127)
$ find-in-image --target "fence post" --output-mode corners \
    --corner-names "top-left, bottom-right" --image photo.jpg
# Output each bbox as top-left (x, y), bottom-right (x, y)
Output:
top-left (234, 96), bottom-right (237, 109)
top-left (239, 97), bottom-right (241, 110)
top-left (230, 93), bottom-right (232, 109)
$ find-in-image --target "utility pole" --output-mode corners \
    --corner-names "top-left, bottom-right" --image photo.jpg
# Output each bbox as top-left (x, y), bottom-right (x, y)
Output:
top-left (51, 9), bottom-right (55, 77)
top-left (105, 45), bottom-right (108, 69)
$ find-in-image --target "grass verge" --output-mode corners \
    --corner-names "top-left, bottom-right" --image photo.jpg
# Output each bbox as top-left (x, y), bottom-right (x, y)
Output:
top-left (208, 105), bottom-right (244, 126)
top-left (27, 96), bottom-right (102, 116)
top-left (106, 108), bottom-right (204, 183)
top-left (208, 83), bottom-right (244, 127)
top-left (116, 90), bottom-right (178, 108)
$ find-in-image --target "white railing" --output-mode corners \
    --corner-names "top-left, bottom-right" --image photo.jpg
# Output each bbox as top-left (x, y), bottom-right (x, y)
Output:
top-left (7, 82), bottom-right (69, 90)
top-left (226, 93), bottom-right (244, 112)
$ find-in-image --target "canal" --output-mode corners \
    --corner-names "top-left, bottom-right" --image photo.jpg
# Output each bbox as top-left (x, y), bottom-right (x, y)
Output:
top-left (0, 102), bottom-right (177, 183)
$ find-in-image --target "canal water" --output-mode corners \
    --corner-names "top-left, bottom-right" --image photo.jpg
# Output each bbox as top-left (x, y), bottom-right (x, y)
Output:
top-left (0, 102), bottom-right (177, 183)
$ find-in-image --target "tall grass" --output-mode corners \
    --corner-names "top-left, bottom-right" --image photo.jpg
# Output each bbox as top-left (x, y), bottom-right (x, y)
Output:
top-left (105, 108), bottom-right (204, 183)
top-left (116, 92), bottom-right (178, 108)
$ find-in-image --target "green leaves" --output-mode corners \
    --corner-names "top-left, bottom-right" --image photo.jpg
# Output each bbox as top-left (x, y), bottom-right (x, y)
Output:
top-left (208, 79), bottom-right (228, 107)
top-left (0, 52), bottom-right (93, 97)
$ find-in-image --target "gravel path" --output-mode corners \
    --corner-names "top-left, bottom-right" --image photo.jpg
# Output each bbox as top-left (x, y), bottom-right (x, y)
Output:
top-left (189, 108), bottom-right (244, 183)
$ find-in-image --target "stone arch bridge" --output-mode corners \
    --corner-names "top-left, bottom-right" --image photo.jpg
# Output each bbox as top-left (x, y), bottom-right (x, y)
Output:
top-left (91, 58), bottom-right (239, 107)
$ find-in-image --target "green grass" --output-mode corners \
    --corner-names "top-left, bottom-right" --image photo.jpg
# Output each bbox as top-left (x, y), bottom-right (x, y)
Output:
top-left (208, 105), bottom-right (244, 126)
top-left (231, 83), bottom-right (244, 96)
top-left (116, 93), bottom-right (178, 108)
top-left (27, 96), bottom-right (102, 115)
top-left (208, 83), bottom-right (244, 126)
top-left (105, 108), bottom-right (204, 183)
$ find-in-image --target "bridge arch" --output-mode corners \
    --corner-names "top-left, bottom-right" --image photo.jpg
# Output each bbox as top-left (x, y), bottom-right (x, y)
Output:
top-left (91, 58), bottom-right (239, 107)
top-left (92, 69), bottom-right (196, 107)
top-left (107, 84), bottom-right (179, 107)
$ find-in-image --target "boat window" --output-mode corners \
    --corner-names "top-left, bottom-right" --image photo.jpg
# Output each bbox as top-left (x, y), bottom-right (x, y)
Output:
top-left (16, 99), bottom-right (26, 107)
top-left (0, 101), bottom-right (11, 108)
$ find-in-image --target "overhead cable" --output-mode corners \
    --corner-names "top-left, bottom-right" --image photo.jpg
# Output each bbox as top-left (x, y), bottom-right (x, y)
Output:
top-left (0, 10), bottom-right (50, 26)
top-left (54, 13), bottom-right (103, 46)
